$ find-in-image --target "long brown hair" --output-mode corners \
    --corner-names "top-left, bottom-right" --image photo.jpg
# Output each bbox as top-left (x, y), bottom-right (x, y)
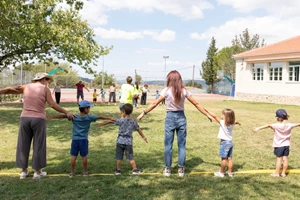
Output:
top-left (166, 70), bottom-right (184, 105)
top-left (222, 109), bottom-right (235, 126)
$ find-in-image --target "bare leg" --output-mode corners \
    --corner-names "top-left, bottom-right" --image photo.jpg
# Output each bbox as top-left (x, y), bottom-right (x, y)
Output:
top-left (227, 157), bottom-right (233, 173)
top-left (70, 156), bottom-right (77, 174)
top-left (275, 157), bottom-right (282, 175)
top-left (129, 160), bottom-right (137, 169)
top-left (220, 158), bottom-right (227, 173)
top-left (282, 156), bottom-right (288, 174)
top-left (82, 156), bottom-right (87, 173)
top-left (116, 160), bottom-right (122, 170)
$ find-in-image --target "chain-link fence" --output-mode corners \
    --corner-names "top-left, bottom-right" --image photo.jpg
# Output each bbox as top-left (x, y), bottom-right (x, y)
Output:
top-left (0, 69), bottom-right (35, 87)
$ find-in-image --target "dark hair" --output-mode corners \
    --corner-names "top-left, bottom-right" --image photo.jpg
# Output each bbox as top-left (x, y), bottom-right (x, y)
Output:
top-left (121, 103), bottom-right (133, 115)
top-left (79, 107), bottom-right (90, 112)
top-left (126, 76), bottom-right (132, 84)
top-left (166, 70), bottom-right (184, 106)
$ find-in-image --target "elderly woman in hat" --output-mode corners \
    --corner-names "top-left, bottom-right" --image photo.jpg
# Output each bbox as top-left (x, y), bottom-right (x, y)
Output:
top-left (0, 72), bottom-right (74, 179)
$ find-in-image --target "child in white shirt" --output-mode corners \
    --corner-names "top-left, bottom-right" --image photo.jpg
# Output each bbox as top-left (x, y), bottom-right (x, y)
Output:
top-left (253, 109), bottom-right (300, 177)
top-left (210, 108), bottom-right (240, 177)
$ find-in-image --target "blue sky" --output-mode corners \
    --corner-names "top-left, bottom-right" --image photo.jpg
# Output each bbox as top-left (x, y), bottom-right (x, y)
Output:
top-left (68, 0), bottom-right (300, 81)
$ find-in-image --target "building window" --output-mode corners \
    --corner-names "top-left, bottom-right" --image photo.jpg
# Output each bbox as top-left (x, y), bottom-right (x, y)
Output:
top-left (252, 63), bottom-right (264, 81)
top-left (289, 61), bottom-right (300, 82)
top-left (269, 62), bottom-right (283, 81)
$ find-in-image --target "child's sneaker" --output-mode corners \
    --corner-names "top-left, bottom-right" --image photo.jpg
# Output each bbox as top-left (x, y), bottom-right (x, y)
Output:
top-left (20, 171), bottom-right (29, 179)
top-left (280, 173), bottom-right (287, 177)
top-left (178, 169), bottom-right (185, 177)
top-left (270, 173), bottom-right (280, 177)
top-left (225, 171), bottom-right (234, 177)
top-left (132, 168), bottom-right (143, 175)
top-left (163, 168), bottom-right (171, 177)
top-left (82, 172), bottom-right (88, 177)
top-left (33, 171), bottom-right (47, 179)
top-left (214, 172), bottom-right (224, 177)
top-left (114, 169), bottom-right (121, 175)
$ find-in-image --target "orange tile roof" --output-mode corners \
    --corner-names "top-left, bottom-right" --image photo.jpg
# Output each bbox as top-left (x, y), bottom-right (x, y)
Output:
top-left (234, 35), bottom-right (300, 59)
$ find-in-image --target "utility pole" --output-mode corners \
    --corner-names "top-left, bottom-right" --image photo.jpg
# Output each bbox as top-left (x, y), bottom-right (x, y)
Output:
top-left (192, 65), bottom-right (195, 87)
top-left (101, 55), bottom-right (104, 89)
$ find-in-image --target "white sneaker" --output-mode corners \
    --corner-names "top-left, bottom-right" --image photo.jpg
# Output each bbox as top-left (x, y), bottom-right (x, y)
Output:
top-left (225, 171), bottom-right (234, 177)
top-left (33, 171), bottom-right (47, 179)
top-left (163, 168), bottom-right (171, 177)
top-left (20, 171), bottom-right (29, 179)
top-left (214, 172), bottom-right (224, 177)
top-left (178, 169), bottom-right (185, 177)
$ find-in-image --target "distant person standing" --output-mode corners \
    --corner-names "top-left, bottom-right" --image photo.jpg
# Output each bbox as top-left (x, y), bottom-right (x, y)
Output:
top-left (52, 81), bottom-right (62, 104)
top-left (108, 83), bottom-right (116, 105)
top-left (133, 82), bottom-right (141, 108)
top-left (119, 76), bottom-right (134, 110)
top-left (75, 81), bottom-right (89, 105)
top-left (141, 84), bottom-right (150, 105)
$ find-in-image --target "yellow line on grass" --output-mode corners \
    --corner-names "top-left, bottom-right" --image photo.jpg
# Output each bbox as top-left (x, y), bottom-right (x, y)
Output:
top-left (2, 169), bottom-right (300, 177)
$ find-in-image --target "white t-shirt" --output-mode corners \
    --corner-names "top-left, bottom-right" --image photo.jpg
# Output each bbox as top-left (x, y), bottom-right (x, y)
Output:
top-left (217, 120), bottom-right (234, 141)
top-left (271, 123), bottom-right (295, 147)
top-left (160, 87), bottom-right (191, 111)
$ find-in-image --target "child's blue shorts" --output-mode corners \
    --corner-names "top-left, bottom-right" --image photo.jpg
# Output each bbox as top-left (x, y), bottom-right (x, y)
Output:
top-left (219, 140), bottom-right (233, 158)
top-left (70, 139), bottom-right (89, 157)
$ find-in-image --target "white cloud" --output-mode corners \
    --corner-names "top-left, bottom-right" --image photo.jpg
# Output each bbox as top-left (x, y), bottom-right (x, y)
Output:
top-left (143, 29), bottom-right (176, 42)
top-left (82, 0), bottom-right (214, 21)
top-left (189, 32), bottom-right (204, 40)
top-left (94, 28), bottom-right (176, 41)
top-left (94, 28), bottom-right (144, 40)
top-left (217, 0), bottom-right (300, 17)
top-left (190, 15), bottom-right (300, 48)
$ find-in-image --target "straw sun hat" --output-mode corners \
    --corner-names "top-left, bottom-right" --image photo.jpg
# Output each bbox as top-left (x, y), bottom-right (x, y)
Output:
top-left (31, 73), bottom-right (53, 83)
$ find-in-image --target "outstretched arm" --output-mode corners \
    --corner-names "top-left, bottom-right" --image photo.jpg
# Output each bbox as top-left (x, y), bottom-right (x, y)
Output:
top-left (0, 85), bottom-right (25, 94)
top-left (136, 96), bottom-right (164, 120)
top-left (95, 120), bottom-right (114, 127)
top-left (187, 95), bottom-right (216, 122)
top-left (137, 128), bottom-right (148, 143)
top-left (253, 124), bottom-right (272, 133)
top-left (84, 86), bottom-right (90, 92)
top-left (235, 121), bottom-right (241, 126)
top-left (97, 116), bottom-right (115, 121)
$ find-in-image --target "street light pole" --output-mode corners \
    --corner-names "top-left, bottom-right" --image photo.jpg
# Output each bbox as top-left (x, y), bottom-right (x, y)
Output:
top-left (163, 56), bottom-right (169, 87)
top-left (101, 55), bottom-right (104, 89)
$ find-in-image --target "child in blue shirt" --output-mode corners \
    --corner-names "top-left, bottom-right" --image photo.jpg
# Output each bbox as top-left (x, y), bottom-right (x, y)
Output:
top-left (48, 100), bottom-right (112, 177)
top-left (96, 103), bottom-right (148, 175)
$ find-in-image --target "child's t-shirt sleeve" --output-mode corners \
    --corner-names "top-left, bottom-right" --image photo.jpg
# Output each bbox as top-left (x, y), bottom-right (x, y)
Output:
top-left (133, 120), bottom-right (140, 131)
top-left (90, 115), bottom-right (98, 122)
top-left (114, 118), bottom-right (121, 126)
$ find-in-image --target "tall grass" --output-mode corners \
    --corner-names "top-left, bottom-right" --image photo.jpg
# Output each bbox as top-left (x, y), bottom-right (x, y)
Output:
top-left (1, 100), bottom-right (300, 199)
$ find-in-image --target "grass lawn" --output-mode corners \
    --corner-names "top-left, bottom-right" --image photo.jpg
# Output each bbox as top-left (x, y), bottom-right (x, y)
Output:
top-left (1, 100), bottom-right (300, 199)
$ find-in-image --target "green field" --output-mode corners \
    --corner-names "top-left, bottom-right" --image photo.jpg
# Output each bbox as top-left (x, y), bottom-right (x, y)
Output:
top-left (1, 100), bottom-right (300, 199)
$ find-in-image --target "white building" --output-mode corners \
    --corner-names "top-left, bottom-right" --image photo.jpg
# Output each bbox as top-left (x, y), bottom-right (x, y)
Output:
top-left (233, 35), bottom-right (300, 105)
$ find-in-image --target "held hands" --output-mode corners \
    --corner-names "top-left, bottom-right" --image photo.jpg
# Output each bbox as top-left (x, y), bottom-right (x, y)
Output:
top-left (66, 112), bottom-right (75, 120)
top-left (136, 112), bottom-right (145, 121)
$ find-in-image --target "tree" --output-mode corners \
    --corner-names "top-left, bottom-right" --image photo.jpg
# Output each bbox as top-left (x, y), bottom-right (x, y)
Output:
top-left (0, 0), bottom-right (112, 73)
top-left (216, 46), bottom-right (236, 82)
top-left (185, 80), bottom-right (202, 89)
top-left (135, 70), bottom-right (142, 85)
top-left (232, 28), bottom-right (265, 53)
top-left (201, 37), bottom-right (219, 93)
top-left (216, 29), bottom-right (266, 83)
top-left (93, 72), bottom-right (115, 88)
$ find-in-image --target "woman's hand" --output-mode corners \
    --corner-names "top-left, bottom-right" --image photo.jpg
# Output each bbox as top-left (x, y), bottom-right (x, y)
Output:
top-left (66, 112), bottom-right (75, 120)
